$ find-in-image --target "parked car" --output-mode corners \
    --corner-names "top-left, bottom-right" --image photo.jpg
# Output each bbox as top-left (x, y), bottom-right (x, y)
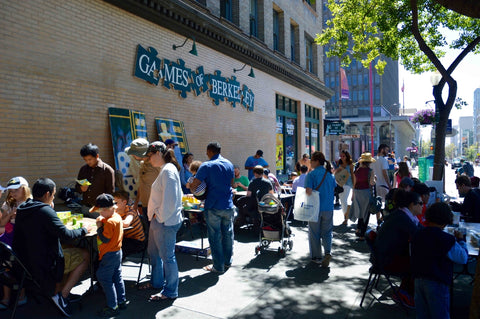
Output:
top-left (451, 158), bottom-right (461, 169)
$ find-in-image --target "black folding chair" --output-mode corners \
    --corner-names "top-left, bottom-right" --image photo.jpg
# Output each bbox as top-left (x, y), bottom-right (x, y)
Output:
top-left (135, 214), bottom-right (151, 286)
top-left (0, 242), bottom-right (41, 319)
top-left (359, 229), bottom-right (407, 312)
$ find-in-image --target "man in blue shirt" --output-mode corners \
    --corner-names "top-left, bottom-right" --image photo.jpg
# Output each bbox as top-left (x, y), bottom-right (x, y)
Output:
top-left (190, 142), bottom-right (235, 273)
top-left (244, 150), bottom-right (269, 180)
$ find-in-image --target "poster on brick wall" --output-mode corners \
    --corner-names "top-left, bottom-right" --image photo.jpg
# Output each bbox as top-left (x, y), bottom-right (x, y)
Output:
top-left (154, 117), bottom-right (189, 155)
top-left (108, 107), bottom-right (147, 199)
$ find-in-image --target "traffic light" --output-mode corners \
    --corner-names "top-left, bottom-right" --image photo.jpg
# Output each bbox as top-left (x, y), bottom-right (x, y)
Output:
top-left (430, 145), bottom-right (434, 151)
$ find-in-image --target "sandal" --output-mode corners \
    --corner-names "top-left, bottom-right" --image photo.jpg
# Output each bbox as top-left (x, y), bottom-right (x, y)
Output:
top-left (18, 296), bottom-right (27, 306)
top-left (203, 265), bottom-right (223, 273)
top-left (137, 282), bottom-right (155, 291)
top-left (148, 293), bottom-right (176, 302)
top-left (0, 300), bottom-right (8, 310)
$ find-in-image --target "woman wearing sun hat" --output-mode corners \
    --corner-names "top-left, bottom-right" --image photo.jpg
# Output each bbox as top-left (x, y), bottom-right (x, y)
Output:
top-left (0, 176), bottom-right (31, 309)
top-left (349, 153), bottom-right (376, 240)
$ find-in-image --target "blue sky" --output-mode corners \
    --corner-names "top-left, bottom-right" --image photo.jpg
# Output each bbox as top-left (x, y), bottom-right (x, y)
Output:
top-left (398, 37), bottom-right (480, 126)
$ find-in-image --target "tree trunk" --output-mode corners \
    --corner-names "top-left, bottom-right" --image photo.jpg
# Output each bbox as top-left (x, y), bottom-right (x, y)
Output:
top-left (434, 0), bottom-right (480, 19)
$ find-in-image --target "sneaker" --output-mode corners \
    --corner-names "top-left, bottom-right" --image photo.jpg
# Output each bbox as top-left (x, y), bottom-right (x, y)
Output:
top-left (320, 254), bottom-right (332, 268)
top-left (97, 306), bottom-right (119, 317)
top-left (392, 289), bottom-right (415, 309)
top-left (118, 300), bottom-right (129, 310)
top-left (52, 293), bottom-right (72, 317)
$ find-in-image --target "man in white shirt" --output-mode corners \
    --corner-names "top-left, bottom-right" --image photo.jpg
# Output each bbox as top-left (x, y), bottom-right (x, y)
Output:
top-left (372, 144), bottom-right (391, 202)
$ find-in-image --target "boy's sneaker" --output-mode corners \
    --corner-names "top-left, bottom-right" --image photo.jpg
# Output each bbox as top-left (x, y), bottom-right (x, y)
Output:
top-left (52, 293), bottom-right (72, 317)
top-left (321, 254), bottom-right (332, 268)
top-left (97, 306), bottom-right (119, 317)
top-left (118, 300), bottom-right (129, 310)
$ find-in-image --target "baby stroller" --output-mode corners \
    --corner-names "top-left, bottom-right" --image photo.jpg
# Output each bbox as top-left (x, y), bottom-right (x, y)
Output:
top-left (255, 193), bottom-right (293, 257)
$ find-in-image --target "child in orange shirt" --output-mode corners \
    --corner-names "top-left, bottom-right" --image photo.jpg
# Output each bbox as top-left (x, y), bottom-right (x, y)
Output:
top-left (92, 194), bottom-right (127, 317)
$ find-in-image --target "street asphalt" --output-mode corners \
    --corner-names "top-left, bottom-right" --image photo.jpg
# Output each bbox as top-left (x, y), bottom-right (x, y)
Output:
top-left (4, 165), bottom-right (477, 319)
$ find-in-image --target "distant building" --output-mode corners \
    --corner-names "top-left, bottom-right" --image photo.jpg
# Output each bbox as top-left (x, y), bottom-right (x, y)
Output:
top-left (321, 0), bottom-right (414, 160)
top-left (474, 88), bottom-right (480, 146)
top-left (458, 116), bottom-right (474, 156)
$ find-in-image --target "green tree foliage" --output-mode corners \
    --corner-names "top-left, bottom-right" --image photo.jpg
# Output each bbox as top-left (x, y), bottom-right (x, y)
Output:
top-left (317, 0), bottom-right (480, 180)
top-left (445, 143), bottom-right (456, 160)
top-left (465, 144), bottom-right (478, 162)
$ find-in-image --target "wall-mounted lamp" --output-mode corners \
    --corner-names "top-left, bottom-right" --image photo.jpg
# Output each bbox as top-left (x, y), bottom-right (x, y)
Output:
top-left (233, 63), bottom-right (255, 78)
top-left (172, 36), bottom-right (198, 56)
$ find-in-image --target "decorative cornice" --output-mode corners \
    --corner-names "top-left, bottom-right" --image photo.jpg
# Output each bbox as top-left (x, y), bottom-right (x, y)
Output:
top-left (103, 0), bottom-right (334, 101)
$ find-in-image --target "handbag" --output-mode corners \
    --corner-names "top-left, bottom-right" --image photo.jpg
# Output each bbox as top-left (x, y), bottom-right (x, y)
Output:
top-left (334, 184), bottom-right (344, 194)
top-left (368, 185), bottom-right (382, 215)
top-left (293, 170), bottom-right (327, 222)
top-left (334, 167), bottom-right (349, 187)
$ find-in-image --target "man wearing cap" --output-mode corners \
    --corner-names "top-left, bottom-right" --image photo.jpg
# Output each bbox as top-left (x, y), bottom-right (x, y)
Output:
top-left (125, 138), bottom-right (160, 215)
top-left (245, 150), bottom-right (269, 180)
top-left (451, 175), bottom-right (480, 222)
top-left (14, 178), bottom-right (92, 316)
top-left (190, 142), bottom-right (235, 273)
top-left (76, 143), bottom-right (115, 218)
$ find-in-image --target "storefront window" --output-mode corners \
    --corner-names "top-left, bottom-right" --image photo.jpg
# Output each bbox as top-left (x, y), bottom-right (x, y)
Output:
top-left (305, 104), bottom-right (320, 157)
top-left (276, 94), bottom-right (298, 177)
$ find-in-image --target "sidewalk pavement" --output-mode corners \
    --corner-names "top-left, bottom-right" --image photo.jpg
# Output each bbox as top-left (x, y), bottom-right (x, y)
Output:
top-left (5, 206), bottom-right (475, 319)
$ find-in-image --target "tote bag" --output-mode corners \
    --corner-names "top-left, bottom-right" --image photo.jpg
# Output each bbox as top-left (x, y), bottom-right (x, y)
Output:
top-left (334, 167), bottom-right (349, 187)
top-left (293, 186), bottom-right (320, 222)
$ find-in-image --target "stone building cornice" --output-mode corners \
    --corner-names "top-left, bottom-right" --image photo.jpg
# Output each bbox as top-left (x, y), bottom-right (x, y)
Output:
top-left (104, 0), bottom-right (334, 101)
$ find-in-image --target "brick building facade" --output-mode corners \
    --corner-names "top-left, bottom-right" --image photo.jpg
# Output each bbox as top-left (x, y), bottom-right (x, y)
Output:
top-left (0, 0), bottom-right (331, 191)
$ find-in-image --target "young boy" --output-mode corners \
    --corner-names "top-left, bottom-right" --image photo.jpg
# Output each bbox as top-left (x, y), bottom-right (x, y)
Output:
top-left (411, 202), bottom-right (468, 318)
top-left (112, 191), bottom-right (146, 256)
top-left (92, 193), bottom-right (127, 317)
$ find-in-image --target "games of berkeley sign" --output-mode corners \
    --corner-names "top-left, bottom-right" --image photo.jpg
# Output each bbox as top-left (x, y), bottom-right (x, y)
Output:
top-left (134, 45), bottom-right (255, 111)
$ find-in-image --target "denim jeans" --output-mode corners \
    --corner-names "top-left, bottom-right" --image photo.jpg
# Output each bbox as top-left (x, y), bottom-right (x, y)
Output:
top-left (204, 208), bottom-right (235, 272)
top-left (308, 210), bottom-right (333, 259)
top-left (148, 219), bottom-right (182, 298)
top-left (415, 278), bottom-right (450, 319)
top-left (96, 250), bottom-right (126, 309)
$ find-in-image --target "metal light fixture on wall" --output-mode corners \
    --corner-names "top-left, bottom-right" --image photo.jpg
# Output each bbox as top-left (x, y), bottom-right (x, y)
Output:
top-left (172, 36), bottom-right (198, 56)
top-left (233, 63), bottom-right (255, 78)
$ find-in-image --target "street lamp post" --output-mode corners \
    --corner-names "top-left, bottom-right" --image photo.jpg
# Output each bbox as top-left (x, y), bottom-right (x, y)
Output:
top-left (369, 62), bottom-right (374, 153)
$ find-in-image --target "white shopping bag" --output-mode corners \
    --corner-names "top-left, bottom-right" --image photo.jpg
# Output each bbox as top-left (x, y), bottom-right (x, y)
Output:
top-left (293, 187), bottom-right (320, 222)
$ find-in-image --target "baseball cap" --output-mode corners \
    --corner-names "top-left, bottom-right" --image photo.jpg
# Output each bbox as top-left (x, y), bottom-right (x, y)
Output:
top-left (256, 150), bottom-right (263, 157)
top-left (6, 177), bottom-right (29, 190)
top-left (399, 177), bottom-right (414, 187)
top-left (125, 138), bottom-right (149, 157)
top-left (89, 193), bottom-right (115, 212)
top-left (164, 139), bottom-right (178, 146)
top-left (412, 182), bottom-right (430, 195)
top-left (143, 141), bottom-right (167, 156)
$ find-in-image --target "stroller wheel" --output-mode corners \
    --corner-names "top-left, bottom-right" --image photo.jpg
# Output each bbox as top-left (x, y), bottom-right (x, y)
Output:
top-left (288, 240), bottom-right (293, 251)
top-left (277, 247), bottom-right (286, 257)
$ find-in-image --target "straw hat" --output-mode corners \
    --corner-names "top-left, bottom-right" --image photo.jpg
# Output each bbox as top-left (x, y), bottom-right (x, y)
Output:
top-left (359, 153), bottom-right (376, 163)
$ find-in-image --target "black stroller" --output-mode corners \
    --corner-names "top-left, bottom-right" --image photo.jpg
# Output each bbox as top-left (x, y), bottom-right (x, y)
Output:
top-left (255, 193), bottom-right (293, 257)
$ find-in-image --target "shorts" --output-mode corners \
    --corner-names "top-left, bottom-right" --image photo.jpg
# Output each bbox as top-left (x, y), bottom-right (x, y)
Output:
top-left (63, 247), bottom-right (85, 274)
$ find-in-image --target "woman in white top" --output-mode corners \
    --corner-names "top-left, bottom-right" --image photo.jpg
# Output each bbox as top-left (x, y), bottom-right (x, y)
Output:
top-left (144, 142), bottom-right (183, 301)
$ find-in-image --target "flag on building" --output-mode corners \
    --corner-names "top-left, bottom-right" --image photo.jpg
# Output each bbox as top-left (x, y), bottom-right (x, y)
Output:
top-left (340, 68), bottom-right (349, 99)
